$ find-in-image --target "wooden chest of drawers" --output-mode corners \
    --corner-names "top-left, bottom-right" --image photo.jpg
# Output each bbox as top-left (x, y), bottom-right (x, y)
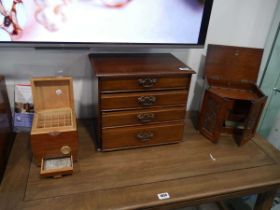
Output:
top-left (89, 53), bottom-right (195, 151)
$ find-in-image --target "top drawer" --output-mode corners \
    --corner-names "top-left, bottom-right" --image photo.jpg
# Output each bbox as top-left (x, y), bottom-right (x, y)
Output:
top-left (100, 76), bottom-right (190, 92)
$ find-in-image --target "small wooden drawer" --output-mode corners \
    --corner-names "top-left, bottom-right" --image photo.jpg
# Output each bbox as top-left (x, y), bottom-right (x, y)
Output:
top-left (102, 107), bottom-right (186, 128)
top-left (40, 155), bottom-right (73, 178)
top-left (101, 90), bottom-right (187, 111)
top-left (100, 76), bottom-right (190, 92)
top-left (102, 122), bottom-right (185, 150)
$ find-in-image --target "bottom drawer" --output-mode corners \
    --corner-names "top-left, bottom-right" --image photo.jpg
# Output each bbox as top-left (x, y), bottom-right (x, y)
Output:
top-left (102, 122), bottom-right (184, 150)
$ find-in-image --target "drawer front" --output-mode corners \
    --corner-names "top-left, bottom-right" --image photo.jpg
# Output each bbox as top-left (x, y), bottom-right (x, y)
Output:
top-left (100, 76), bottom-right (190, 92)
top-left (102, 107), bottom-right (186, 128)
top-left (101, 90), bottom-right (187, 111)
top-left (102, 122), bottom-right (184, 150)
top-left (31, 131), bottom-right (78, 165)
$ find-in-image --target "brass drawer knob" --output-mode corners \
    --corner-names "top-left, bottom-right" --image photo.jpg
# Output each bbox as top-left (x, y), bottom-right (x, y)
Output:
top-left (137, 113), bottom-right (155, 123)
top-left (138, 78), bottom-right (157, 88)
top-left (138, 96), bottom-right (156, 106)
top-left (136, 131), bottom-right (154, 142)
top-left (60, 145), bottom-right (72, 155)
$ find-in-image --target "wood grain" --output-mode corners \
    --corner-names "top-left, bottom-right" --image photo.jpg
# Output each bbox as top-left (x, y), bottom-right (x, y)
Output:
top-left (40, 155), bottom-right (73, 178)
top-left (89, 53), bottom-right (195, 78)
top-left (204, 44), bottom-right (263, 83)
top-left (100, 76), bottom-right (190, 92)
top-left (31, 131), bottom-right (78, 164)
top-left (31, 77), bottom-right (75, 112)
top-left (91, 53), bottom-right (194, 151)
top-left (199, 45), bottom-right (266, 145)
top-left (1, 119), bottom-right (280, 210)
top-left (254, 189), bottom-right (278, 210)
top-left (102, 121), bottom-right (184, 150)
top-left (30, 77), bottom-right (78, 166)
top-left (102, 107), bottom-right (186, 128)
top-left (25, 120), bottom-right (274, 201)
top-left (101, 90), bottom-right (187, 111)
top-left (0, 133), bottom-right (31, 210)
top-left (210, 86), bottom-right (259, 100)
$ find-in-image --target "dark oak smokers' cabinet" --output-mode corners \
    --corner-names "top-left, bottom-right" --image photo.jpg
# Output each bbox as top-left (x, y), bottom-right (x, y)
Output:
top-left (199, 45), bottom-right (267, 146)
top-left (0, 75), bottom-right (13, 183)
top-left (89, 53), bottom-right (195, 151)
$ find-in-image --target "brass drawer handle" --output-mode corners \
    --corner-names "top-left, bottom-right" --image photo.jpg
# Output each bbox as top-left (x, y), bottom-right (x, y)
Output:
top-left (136, 131), bottom-right (154, 142)
top-left (137, 113), bottom-right (155, 123)
top-left (138, 96), bottom-right (156, 106)
top-left (60, 145), bottom-right (72, 155)
top-left (138, 78), bottom-right (157, 88)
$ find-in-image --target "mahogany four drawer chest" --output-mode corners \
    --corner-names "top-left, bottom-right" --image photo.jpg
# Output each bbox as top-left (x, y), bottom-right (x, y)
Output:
top-left (89, 53), bottom-right (195, 151)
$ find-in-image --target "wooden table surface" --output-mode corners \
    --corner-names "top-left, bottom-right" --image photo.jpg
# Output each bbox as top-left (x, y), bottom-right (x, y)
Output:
top-left (1, 119), bottom-right (280, 210)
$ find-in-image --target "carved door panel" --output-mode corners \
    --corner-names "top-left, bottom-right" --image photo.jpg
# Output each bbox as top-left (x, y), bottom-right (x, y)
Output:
top-left (199, 89), bottom-right (229, 143)
top-left (237, 96), bottom-right (267, 146)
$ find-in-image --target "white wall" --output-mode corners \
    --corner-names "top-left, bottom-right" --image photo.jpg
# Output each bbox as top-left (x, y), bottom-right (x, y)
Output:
top-left (0, 0), bottom-right (278, 118)
top-left (259, 1), bottom-right (280, 146)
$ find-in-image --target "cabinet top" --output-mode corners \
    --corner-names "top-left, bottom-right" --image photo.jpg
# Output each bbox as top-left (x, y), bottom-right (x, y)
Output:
top-left (204, 44), bottom-right (263, 84)
top-left (31, 76), bottom-right (75, 112)
top-left (89, 53), bottom-right (195, 77)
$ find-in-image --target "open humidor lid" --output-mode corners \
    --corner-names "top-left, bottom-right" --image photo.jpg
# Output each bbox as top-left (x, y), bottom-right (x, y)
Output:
top-left (31, 77), bottom-right (74, 112)
top-left (204, 44), bottom-right (263, 85)
top-left (40, 155), bottom-right (73, 178)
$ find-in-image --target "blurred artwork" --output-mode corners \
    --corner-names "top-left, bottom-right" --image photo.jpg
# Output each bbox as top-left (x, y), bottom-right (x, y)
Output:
top-left (0, 0), bottom-right (205, 44)
top-left (0, 0), bottom-right (27, 41)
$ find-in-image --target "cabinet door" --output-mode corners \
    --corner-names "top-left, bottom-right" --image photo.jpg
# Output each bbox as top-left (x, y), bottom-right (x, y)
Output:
top-left (199, 89), bottom-right (229, 143)
top-left (237, 96), bottom-right (267, 146)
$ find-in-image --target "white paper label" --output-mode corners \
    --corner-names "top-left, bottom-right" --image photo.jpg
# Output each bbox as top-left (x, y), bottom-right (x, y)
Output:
top-left (157, 192), bottom-right (170, 200)
top-left (56, 89), bottom-right (63, 96)
top-left (15, 84), bottom-right (32, 103)
top-left (179, 67), bottom-right (191, 71)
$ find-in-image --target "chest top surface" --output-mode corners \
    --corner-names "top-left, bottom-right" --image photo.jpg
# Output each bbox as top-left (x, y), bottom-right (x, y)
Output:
top-left (89, 53), bottom-right (195, 78)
